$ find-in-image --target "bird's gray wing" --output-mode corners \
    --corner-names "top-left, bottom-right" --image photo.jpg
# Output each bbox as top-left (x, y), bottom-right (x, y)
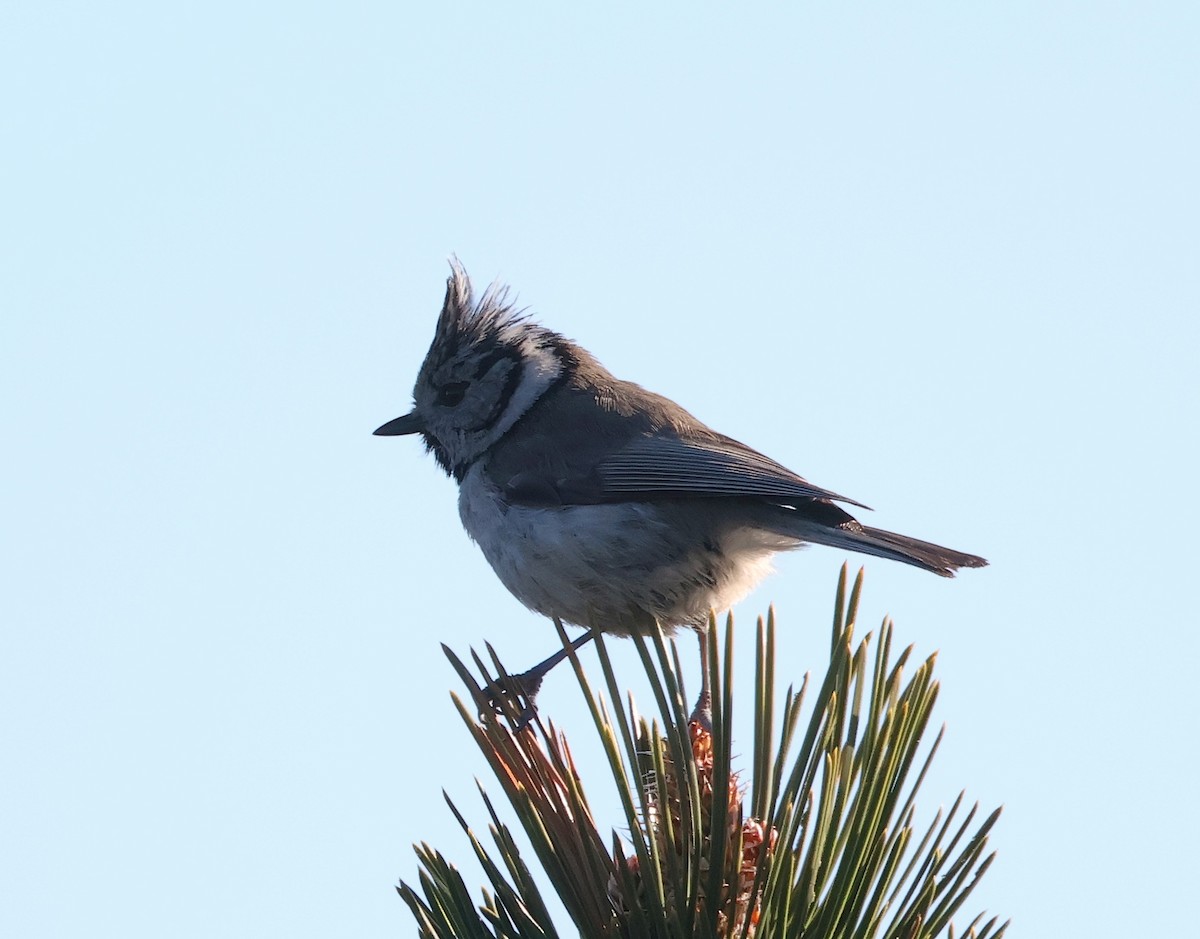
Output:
top-left (564, 433), bottom-right (869, 509)
top-left (488, 377), bottom-right (868, 509)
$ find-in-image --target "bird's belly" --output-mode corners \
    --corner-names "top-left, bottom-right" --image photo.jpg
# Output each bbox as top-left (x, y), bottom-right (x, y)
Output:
top-left (457, 468), bottom-right (792, 634)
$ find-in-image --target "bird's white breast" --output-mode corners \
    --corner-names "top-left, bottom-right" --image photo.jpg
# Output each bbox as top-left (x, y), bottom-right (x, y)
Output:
top-left (456, 462), bottom-right (791, 634)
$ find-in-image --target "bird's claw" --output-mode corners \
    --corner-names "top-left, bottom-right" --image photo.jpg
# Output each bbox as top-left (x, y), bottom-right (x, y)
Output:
top-left (481, 670), bottom-right (546, 731)
top-left (688, 689), bottom-right (713, 732)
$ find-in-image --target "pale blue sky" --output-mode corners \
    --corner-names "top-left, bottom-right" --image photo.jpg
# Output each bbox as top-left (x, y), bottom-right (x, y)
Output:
top-left (3, 3), bottom-right (1198, 936)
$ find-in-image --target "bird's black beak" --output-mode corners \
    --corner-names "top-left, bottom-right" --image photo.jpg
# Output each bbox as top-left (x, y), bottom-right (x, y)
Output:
top-left (373, 411), bottom-right (425, 436)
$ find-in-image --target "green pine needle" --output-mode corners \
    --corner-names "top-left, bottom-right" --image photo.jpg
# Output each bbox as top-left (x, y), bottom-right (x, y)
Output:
top-left (401, 565), bottom-right (1008, 939)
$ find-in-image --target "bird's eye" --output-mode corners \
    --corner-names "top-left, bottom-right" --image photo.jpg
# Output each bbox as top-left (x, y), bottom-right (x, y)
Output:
top-left (436, 381), bottom-right (469, 407)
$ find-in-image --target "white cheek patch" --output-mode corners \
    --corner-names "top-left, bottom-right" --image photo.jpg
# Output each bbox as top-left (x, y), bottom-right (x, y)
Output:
top-left (505, 338), bottom-right (562, 415)
top-left (465, 334), bottom-right (562, 453)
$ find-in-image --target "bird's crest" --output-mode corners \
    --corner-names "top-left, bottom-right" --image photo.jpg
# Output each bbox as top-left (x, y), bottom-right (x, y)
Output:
top-left (431, 259), bottom-right (531, 362)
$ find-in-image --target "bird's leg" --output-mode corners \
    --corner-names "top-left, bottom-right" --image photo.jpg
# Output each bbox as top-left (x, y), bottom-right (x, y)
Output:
top-left (688, 625), bottom-right (713, 730)
top-left (485, 628), bottom-right (598, 729)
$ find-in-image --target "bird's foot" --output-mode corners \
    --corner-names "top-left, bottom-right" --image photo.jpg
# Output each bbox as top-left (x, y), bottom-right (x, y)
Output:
top-left (688, 688), bottom-right (713, 732)
top-left (482, 669), bottom-right (546, 731)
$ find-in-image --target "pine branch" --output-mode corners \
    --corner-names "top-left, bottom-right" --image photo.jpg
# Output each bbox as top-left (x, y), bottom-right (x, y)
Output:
top-left (399, 565), bottom-right (1008, 939)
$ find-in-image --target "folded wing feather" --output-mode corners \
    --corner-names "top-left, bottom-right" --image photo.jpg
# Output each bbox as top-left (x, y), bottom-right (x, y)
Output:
top-left (590, 434), bottom-right (870, 509)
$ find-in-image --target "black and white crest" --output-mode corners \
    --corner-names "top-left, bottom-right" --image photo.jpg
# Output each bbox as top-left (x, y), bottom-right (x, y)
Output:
top-left (427, 261), bottom-right (523, 366)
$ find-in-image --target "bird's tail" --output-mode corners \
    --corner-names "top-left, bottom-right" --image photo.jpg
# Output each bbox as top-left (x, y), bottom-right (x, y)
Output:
top-left (814, 524), bottom-right (988, 577)
top-left (761, 502), bottom-right (988, 577)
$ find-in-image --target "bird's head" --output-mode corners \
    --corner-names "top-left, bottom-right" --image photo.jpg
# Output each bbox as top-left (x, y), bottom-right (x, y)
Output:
top-left (375, 261), bottom-right (569, 479)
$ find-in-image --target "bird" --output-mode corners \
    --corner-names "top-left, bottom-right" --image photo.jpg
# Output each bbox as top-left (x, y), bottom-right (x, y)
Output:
top-left (375, 262), bottom-right (986, 726)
